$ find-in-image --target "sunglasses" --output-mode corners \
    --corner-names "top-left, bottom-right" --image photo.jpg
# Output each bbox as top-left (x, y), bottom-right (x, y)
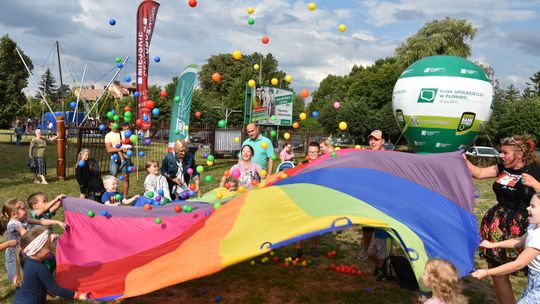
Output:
top-left (500, 137), bottom-right (514, 145)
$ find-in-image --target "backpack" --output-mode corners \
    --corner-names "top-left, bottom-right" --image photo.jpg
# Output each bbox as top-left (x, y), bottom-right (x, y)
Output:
top-left (383, 255), bottom-right (419, 290)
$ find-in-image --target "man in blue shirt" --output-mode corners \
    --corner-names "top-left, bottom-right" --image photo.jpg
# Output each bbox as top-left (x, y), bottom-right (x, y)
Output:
top-left (242, 123), bottom-right (275, 173)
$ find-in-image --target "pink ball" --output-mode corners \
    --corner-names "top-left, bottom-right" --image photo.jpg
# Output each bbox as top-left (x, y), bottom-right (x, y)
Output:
top-left (231, 169), bottom-right (241, 179)
top-left (187, 168), bottom-right (194, 175)
top-left (333, 101), bottom-right (341, 109)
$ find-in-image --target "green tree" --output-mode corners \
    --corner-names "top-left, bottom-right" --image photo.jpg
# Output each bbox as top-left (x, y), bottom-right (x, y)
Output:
top-left (0, 35), bottom-right (33, 128)
top-left (395, 17), bottom-right (477, 69)
top-left (502, 84), bottom-right (521, 102)
top-left (35, 67), bottom-right (57, 101)
top-left (525, 71), bottom-right (540, 97)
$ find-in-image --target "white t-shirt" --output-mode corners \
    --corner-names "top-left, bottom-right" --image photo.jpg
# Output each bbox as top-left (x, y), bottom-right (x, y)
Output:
top-left (525, 224), bottom-right (540, 272)
top-left (104, 131), bottom-right (122, 148)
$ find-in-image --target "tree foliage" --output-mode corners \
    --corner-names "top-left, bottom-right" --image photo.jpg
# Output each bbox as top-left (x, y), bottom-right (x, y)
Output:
top-left (0, 35), bottom-right (33, 128)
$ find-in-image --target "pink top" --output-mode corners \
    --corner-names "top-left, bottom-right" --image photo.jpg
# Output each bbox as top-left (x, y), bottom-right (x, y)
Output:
top-left (230, 161), bottom-right (262, 189)
top-left (425, 298), bottom-right (445, 304)
top-left (279, 148), bottom-right (294, 162)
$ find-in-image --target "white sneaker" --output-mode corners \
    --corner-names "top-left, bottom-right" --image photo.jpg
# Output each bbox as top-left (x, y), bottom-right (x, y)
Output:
top-left (41, 180), bottom-right (48, 184)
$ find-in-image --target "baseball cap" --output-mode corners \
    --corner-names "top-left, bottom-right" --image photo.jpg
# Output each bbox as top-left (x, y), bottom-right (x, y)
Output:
top-left (368, 130), bottom-right (383, 140)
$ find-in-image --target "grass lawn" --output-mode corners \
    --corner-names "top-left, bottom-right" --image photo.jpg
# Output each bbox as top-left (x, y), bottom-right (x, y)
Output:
top-left (0, 142), bottom-right (526, 303)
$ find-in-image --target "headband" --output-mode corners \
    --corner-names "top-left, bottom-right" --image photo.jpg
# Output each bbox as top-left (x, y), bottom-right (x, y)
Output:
top-left (23, 230), bottom-right (49, 256)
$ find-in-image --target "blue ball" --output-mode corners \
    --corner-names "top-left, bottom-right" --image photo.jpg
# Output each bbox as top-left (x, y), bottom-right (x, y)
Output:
top-left (152, 108), bottom-right (160, 116)
top-left (138, 151), bottom-right (145, 157)
top-left (154, 56), bottom-right (160, 62)
top-left (118, 175), bottom-right (125, 181)
top-left (124, 130), bottom-right (132, 138)
top-left (125, 76), bottom-right (131, 83)
top-left (117, 63), bottom-right (124, 69)
top-left (157, 189), bottom-right (164, 196)
top-left (143, 115), bottom-right (150, 122)
top-left (312, 111), bottom-right (319, 118)
top-left (112, 153), bottom-right (119, 160)
top-left (205, 210), bottom-right (212, 216)
top-left (99, 124), bottom-right (106, 131)
top-left (126, 150), bottom-right (133, 157)
top-left (111, 109), bottom-right (116, 114)
top-left (180, 192), bottom-right (190, 200)
top-left (109, 19), bottom-right (116, 26)
top-left (78, 160), bottom-right (86, 167)
top-left (101, 210), bottom-right (109, 217)
top-left (134, 91), bottom-right (140, 97)
top-left (69, 101), bottom-right (77, 109)
top-left (215, 296), bottom-right (222, 303)
top-left (127, 166), bottom-right (134, 173)
top-left (188, 190), bottom-right (196, 197)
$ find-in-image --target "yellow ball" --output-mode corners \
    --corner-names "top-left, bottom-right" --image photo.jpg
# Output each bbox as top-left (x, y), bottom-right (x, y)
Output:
top-left (334, 147), bottom-right (341, 151)
top-left (232, 50), bottom-right (242, 60)
top-left (250, 260), bottom-right (256, 266)
top-left (281, 173), bottom-right (288, 179)
top-left (260, 169), bottom-right (267, 177)
top-left (308, 2), bottom-right (316, 11)
top-left (338, 24), bottom-right (347, 32)
top-left (216, 192), bottom-right (223, 199)
top-left (261, 142), bottom-right (268, 149)
top-left (271, 78), bottom-right (278, 86)
top-left (206, 160), bottom-right (214, 166)
top-left (283, 132), bottom-right (290, 140)
top-left (247, 7), bottom-right (254, 14)
top-left (339, 121), bottom-right (348, 130)
top-left (183, 125), bottom-right (189, 131)
top-left (248, 79), bottom-right (256, 87)
top-left (238, 186), bottom-right (245, 193)
top-left (354, 145), bottom-right (361, 149)
top-left (253, 64), bottom-right (260, 70)
top-left (299, 112), bottom-right (307, 120)
top-left (270, 251), bottom-right (275, 256)
top-left (234, 137), bottom-right (240, 143)
top-left (284, 75), bottom-right (292, 82)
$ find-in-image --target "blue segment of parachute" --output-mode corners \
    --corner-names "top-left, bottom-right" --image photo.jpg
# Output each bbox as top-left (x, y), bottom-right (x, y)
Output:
top-left (276, 167), bottom-right (478, 277)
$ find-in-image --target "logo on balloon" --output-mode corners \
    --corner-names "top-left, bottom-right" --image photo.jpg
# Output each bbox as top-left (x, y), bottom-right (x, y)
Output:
top-left (417, 88), bottom-right (438, 103)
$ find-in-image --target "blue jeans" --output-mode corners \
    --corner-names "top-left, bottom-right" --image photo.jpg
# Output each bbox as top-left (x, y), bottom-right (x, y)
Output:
top-left (109, 157), bottom-right (131, 176)
top-left (5, 255), bottom-right (16, 283)
top-left (15, 135), bottom-right (22, 145)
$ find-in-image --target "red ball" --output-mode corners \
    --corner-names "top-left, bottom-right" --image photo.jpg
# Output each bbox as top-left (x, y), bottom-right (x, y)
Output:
top-left (195, 111), bottom-right (202, 118)
top-left (144, 204), bottom-right (152, 210)
top-left (136, 119), bottom-right (143, 126)
top-left (124, 106), bottom-right (131, 112)
top-left (174, 205), bottom-right (181, 213)
top-left (211, 73), bottom-right (221, 82)
top-left (300, 89), bottom-right (310, 99)
top-left (188, 0), bottom-right (197, 7)
top-left (261, 36), bottom-right (269, 44)
top-left (146, 100), bottom-right (155, 109)
top-left (224, 182), bottom-right (231, 189)
top-left (189, 184), bottom-right (196, 191)
top-left (160, 91), bottom-right (167, 97)
top-left (124, 138), bottom-right (131, 144)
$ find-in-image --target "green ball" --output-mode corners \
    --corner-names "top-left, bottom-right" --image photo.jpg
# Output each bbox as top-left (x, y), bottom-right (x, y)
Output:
top-left (248, 18), bottom-right (255, 25)
top-left (207, 155), bottom-right (215, 162)
top-left (270, 130), bottom-right (277, 137)
top-left (330, 151), bottom-right (337, 157)
top-left (112, 123), bottom-right (119, 130)
top-left (87, 211), bottom-right (95, 218)
top-left (213, 202), bottom-right (222, 209)
top-left (115, 194), bottom-right (122, 201)
top-left (163, 198), bottom-right (171, 204)
top-left (113, 115), bottom-right (120, 121)
top-left (155, 218), bottom-right (162, 224)
top-left (147, 191), bottom-right (154, 198)
top-left (115, 57), bottom-right (122, 63)
top-left (106, 111), bottom-right (114, 119)
top-left (270, 115), bottom-right (276, 121)
top-left (217, 119), bottom-right (226, 128)
top-left (271, 155), bottom-right (277, 161)
top-left (124, 116), bottom-right (131, 123)
top-left (124, 111), bottom-right (132, 118)
top-left (182, 205), bottom-right (193, 212)
top-left (173, 96), bottom-right (181, 103)
top-left (130, 135), bottom-right (138, 143)
top-left (196, 165), bottom-right (204, 174)
top-left (175, 129), bottom-right (180, 135)
top-left (204, 175), bottom-right (213, 183)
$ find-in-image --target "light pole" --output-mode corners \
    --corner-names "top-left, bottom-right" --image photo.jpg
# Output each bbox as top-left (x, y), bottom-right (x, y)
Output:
top-left (212, 107), bottom-right (242, 125)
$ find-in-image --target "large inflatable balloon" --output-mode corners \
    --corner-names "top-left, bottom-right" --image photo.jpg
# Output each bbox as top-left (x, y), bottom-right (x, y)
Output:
top-left (392, 55), bottom-right (493, 153)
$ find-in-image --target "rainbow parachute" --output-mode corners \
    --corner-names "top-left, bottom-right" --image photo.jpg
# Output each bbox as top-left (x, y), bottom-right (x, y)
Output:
top-left (57, 150), bottom-right (478, 300)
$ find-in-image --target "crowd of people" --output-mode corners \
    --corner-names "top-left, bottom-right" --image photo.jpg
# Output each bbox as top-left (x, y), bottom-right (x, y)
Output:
top-left (5, 119), bottom-right (540, 303)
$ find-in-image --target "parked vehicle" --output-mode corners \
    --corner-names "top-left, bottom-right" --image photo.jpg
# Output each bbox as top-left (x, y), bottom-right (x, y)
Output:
top-left (465, 146), bottom-right (500, 157)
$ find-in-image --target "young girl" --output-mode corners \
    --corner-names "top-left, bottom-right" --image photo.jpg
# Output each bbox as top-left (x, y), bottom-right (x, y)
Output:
top-left (0, 198), bottom-right (66, 283)
top-left (472, 193), bottom-right (540, 303)
top-left (220, 145), bottom-right (261, 191)
top-left (13, 227), bottom-right (88, 303)
top-left (419, 258), bottom-right (466, 304)
top-left (144, 160), bottom-right (171, 203)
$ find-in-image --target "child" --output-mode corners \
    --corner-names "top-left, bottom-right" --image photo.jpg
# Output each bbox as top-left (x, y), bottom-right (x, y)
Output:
top-left (472, 193), bottom-right (540, 303)
top-left (1, 198), bottom-right (66, 283)
top-left (27, 192), bottom-right (64, 233)
top-left (101, 175), bottom-right (140, 205)
top-left (368, 228), bottom-right (393, 281)
top-left (418, 258), bottom-right (464, 304)
top-left (12, 227), bottom-right (88, 303)
top-left (144, 160), bottom-right (172, 203)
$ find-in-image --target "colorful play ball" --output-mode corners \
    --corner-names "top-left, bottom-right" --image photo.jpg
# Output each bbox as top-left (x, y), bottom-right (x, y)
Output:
top-left (248, 18), bottom-right (255, 25)
top-left (154, 56), bottom-right (160, 62)
top-left (338, 24), bottom-right (347, 32)
top-left (125, 75), bottom-right (131, 83)
top-left (187, 168), bottom-right (194, 174)
top-left (238, 186), bottom-right (245, 193)
top-left (138, 151), bottom-right (145, 157)
top-left (125, 130), bottom-right (132, 138)
top-left (115, 57), bottom-right (122, 63)
top-left (312, 111), bottom-right (319, 118)
top-left (212, 72), bottom-right (221, 82)
top-left (308, 2), bottom-right (317, 11)
top-left (124, 106), bottom-right (131, 112)
top-left (155, 218), bottom-right (162, 224)
top-left (260, 169), bottom-right (267, 177)
top-left (218, 119), bottom-right (226, 128)
top-left (253, 64), bottom-right (260, 70)
top-left (126, 150), bottom-right (133, 157)
top-left (339, 121), bottom-right (348, 130)
top-left (248, 79), bottom-right (256, 87)
top-left (69, 101), bottom-right (77, 109)
top-left (216, 192), bottom-right (224, 199)
top-left (231, 169), bottom-right (241, 179)
top-left (130, 135), bottom-right (138, 143)
top-left (99, 124), bottom-right (106, 131)
top-left (300, 89), bottom-right (310, 99)
top-left (112, 123), bottom-right (119, 130)
top-left (261, 36), bottom-right (270, 44)
top-left (113, 114), bottom-right (119, 121)
top-left (106, 111), bottom-right (114, 119)
top-left (152, 108), bottom-right (160, 116)
top-left (147, 191), bottom-right (155, 198)
top-left (247, 7), bottom-right (254, 14)
top-left (146, 100), bottom-right (155, 109)
top-left (160, 91), bottom-right (167, 97)
top-left (206, 160), bottom-right (214, 166)
top-left (234, 137), bottom-right (240, 142)
top-left (333, 101), bottom-right (341, 109)
top-left (232, 50), bottom-right (242, 60)
top-left (271, 78), bottom-right (278, 86)
top-left (195, 111), bottom-right (202, 118)
top-left (182, 204), bottom-right (193, 212)
top-left (284, 75), bottom-right (292, 82)
top-left (331, 151), bottom-right (337, 157)
top-left (115, 194), bottom-right (122, 201)
top-left (87, 211), bottom-right (95, 217)
top-left (144, 138), bottom-right (151, 145)
top-left (205, 175), bottom-right (213, 183)
top-left (118, 175), bottom-right (124, 181)
top-left (117, 63), bottom-right (124, 68)
top-left (101, 210), bottom-right (109, 217)
top-left (127, 166), bottom-right (134, 173)
top-left (124, 112), bottom-right (132, 119)
top-left (299, 112), bottom-right (307, 120)
top-left (260, 142), bottom-right (268, 149)
top-left (188, 0), bottom-right (197, 8)
top-left (134, 91), bottom-right (140, 97)
top-left (109, 18), bottom-right (116, 26)
top-left (292, 122), bottom-right (300, 129)
top-left (78, 160), bottom-right (86, 167)
top-left (270, 130), bottom-right (277, 137)
top-left (213, 202), bottom-right (222, 209)
top-left (174, 96), bottom-right (181, 103)
top-left (270, 115), bottom-right (276, 120)
top-left (284, 132), bottom-right (290, 140)
top-left (207, 155), bottom-right (215, 162)
top-left (196, 165), bottom-right (204, 174)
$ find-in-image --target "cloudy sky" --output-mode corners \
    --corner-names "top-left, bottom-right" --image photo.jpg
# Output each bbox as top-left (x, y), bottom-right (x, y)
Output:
top-left (1, 0), bottom-right (539, 97)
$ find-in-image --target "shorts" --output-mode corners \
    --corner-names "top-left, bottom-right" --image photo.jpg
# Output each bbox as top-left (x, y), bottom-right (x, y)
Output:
top-left (368, 237), bottom-right (392, 260)
top-left (518, 268), bottom-right (540, 303)
top-left (109, 157), bottom-right (132, 176)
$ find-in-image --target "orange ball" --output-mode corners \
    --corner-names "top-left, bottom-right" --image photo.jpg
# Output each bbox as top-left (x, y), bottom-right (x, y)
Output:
top-left (224, 170), bottom-right (230, 177)
top-left (144, 204), bottom-right (152, 210)
top-left (212, 72), bottom-right (221, 82)
top-left (189, 184), bottom-right (196, 191)
top-left (292, 122), bottom-right (299, 129)
top-left (300, 89), bottom-right (310, 99)
top-left (195, 111), bottom-right (202, 118)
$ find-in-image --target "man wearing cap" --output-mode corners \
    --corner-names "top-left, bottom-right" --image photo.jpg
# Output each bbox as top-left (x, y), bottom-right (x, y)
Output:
top-left (242, 123), bottom-right (275, 173)
top-left (358, 130), bottom-right (386, 261)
